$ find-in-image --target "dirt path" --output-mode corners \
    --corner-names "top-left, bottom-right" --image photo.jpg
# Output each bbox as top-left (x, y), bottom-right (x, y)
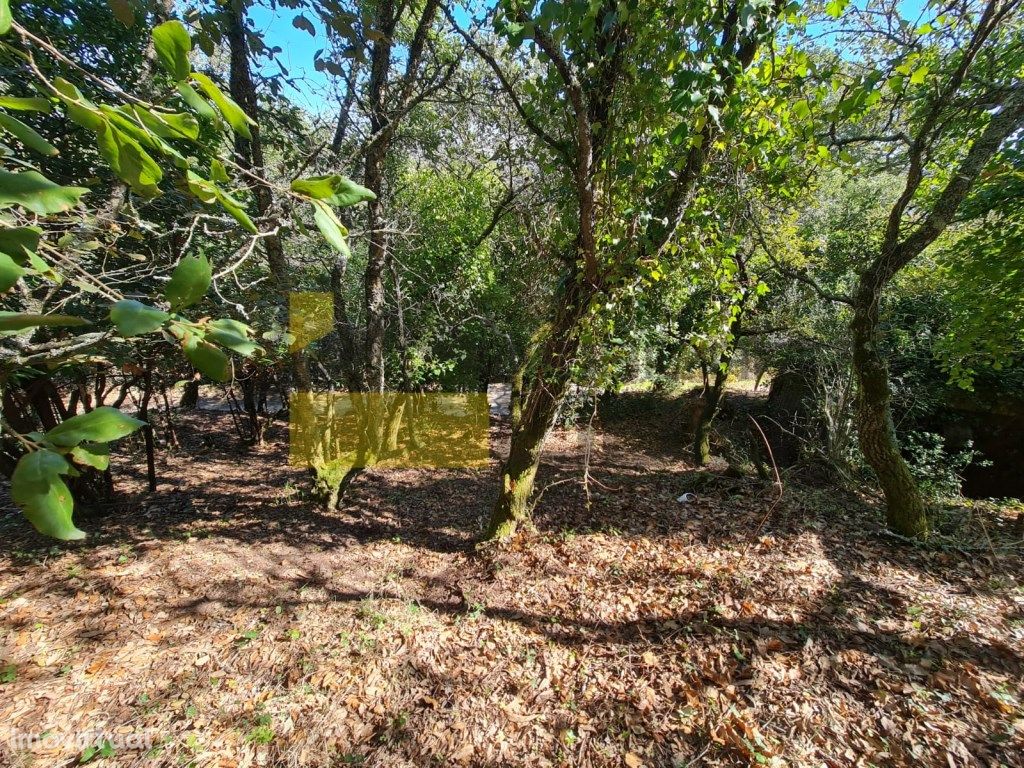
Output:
top-left (1, 401), bottom-right (1022, 767)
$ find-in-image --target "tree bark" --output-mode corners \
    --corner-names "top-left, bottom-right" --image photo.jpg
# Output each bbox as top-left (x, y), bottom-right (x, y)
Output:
top-left (849, 84), bottom-right (1024, 536)
top-left (487, 281), bottom-right (589, 538)
top-left (851, 271), bottom-right (927, 535)
top-left (179, 376), bottom-right (199, 409)
top-left (226, 6), bottom-right (311, 393)
top-left (361, 0), bottom-right (396, 395)
top-left (139, 367), bottom-right (157, 492)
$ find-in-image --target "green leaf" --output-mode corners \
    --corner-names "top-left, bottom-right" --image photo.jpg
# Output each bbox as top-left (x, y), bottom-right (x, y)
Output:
top-left (184, 338), bottom-right (230, 381)
top-left (109, 299), bottom-right (169, 336)
top-left (176, 82), bottom-right (218, 123)
top-left (214, 188), bottom-right (257, 233)
top-left (52, 78), bottom-right (104, 131)
top-left (27, 251), bottom-right (58, 281)
top-left (0, 252), bottom-right (25, 292)
top-left (0, 225), bottom-right (41, 263)
top-left (0, 312), bottom-right (89, 332)
top-left (210, 159), bottom-right (229, 182)
top-left (184, 170), bottom-right (217, 204)
top-left (190, 73), bottom-right (253, 139)
top-left (132, 106), bottom-right (199, 140)
top-left (152, 20), bottom-right (192, 81)
top-left (0, 170), bottom-right (88, 214)
top-left (80, 739), bottom-right (115, 763)
top-left (11, 450), bottom-right (83, 540)
top-left (825, 0), bottom-right (849, 19)
top-left (207, 317), bottom-right (261, 356)
top-left (311, 199), bottom-right (350, 257)
top-left (0, 96), bottom-right (51, 112)
top-left (103, 106), bottom-right (183, 160)
top-left (0, 0), bottom-right (11, 35)
top-left (69, 442), bottom-right (110, 471)
top-left (46, 406), bottom-right (145, 448)
top-left (0, 111), bottom-right (58, 155)
top-left (291, 174), bottom-right (376, 207)
top-left (94, 120), bottom-right (163, 197)
top-left (164, 254), bottom-right (211, 310)
top-left (909, 65), bottom-right (929, 85)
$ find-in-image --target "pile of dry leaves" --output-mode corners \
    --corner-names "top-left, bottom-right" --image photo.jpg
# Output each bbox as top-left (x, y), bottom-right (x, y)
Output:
top-left (1, 398), bottom-right (1021, 767)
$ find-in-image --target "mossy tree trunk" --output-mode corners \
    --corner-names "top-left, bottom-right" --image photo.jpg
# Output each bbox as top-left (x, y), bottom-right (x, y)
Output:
top-left (846, 79), bottom-right (1024, 536)
top-left (486, 286), bottom-right (587, 540)
top-left (692, 253), bottom-right (750, 466)
top-left (851, 273), bottom-right (927, 536)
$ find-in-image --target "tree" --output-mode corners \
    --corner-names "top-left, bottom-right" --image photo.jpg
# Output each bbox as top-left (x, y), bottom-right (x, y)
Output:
top-left (449, 0), bottom-right (790, 539)
top-left (0, 5), bottom-right (366, 538)
top-left (826, 0), bottom-right (1024, 535)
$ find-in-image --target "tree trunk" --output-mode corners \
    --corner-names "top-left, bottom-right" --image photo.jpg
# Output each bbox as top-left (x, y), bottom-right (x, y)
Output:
top-left (226, 5), bottom-right (311, 393)
top-left (851, 276), bottom-right (928, 536)
top-left (487, 282), bottom-right (588, 539)
top-left (488, 405), bottom-right (552, 539)
top-left (693, 282), bottom-right (746, 466)
top-left (361, 2), bottom-right (394, 395)
top-left (139, 368), bottom-right (157, 492)
top-left (693, 361), bottom-right (729, 466)
top-left (179, 377), bottom-right (199, 409)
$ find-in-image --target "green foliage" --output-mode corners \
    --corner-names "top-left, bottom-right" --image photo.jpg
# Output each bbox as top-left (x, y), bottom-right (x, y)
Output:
top-left (310, 199), bottom-right (350, 256)
top-left (0, 170), bottom-right (87, 214)
top-left (0, 312), bottom-right (90, 332)
top-left (206, 318), bottom-right (261, 356)
top-left (109, 300), bottom-right (170, 337)
top-left (902, 431), bottom-right (985, 500)
top-left (0, 225), bottom-right (41, 262)
top-left (8, 407), bottom-right (145, 538)
top-left (152, 20), bottom-right (191, 81)
top-left (183, 338), bottom-right (230, 382)
top-left (69, 442), bottom-right (110, 471)
top-left (0, 5), bottom-right (298, 538)
top-left (164, 255), bottom-right (212, 311)
top-left (79, 739), bottom-right (116, 763)
top-left (45, 406), bottom-right (145, 447)
top-left (0, 254), bottom-right (23, 294)
top-left (0, 112), bottom-right (58, 155)
top-left (290, 175), bottom-right (376, 207)
top-left (11, 449), bottom-right (82, 540)
top-left (0, 96), bottom-right (51, 112)
top-left (190, 72), bottom-right (254, 139)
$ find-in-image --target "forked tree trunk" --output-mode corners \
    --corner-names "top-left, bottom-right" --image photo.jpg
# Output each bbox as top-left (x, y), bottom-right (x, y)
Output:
top-left (487, 283), bottom-right (588, 539)
top-left (845, 75), bottom-right (1024, 537)
top-left (851, 276), bottom-right (927, 536)
top-left (693, 271), bottom-right (747, 466)
top-left (693, 382), bottom-right (723, 467)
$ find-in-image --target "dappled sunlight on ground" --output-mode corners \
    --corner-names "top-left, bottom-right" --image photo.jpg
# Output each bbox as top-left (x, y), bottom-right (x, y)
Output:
top-left (1, 401), bottom-right (1022, 767)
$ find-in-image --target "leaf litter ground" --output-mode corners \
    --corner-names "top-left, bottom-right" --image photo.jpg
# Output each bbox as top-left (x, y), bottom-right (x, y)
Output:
top-left (1, 394), bottom-right (1022, 767)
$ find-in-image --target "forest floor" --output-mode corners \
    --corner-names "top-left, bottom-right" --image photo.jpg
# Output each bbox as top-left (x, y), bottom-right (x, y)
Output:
top-left (1, 393), bottom-right (1022, 768)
